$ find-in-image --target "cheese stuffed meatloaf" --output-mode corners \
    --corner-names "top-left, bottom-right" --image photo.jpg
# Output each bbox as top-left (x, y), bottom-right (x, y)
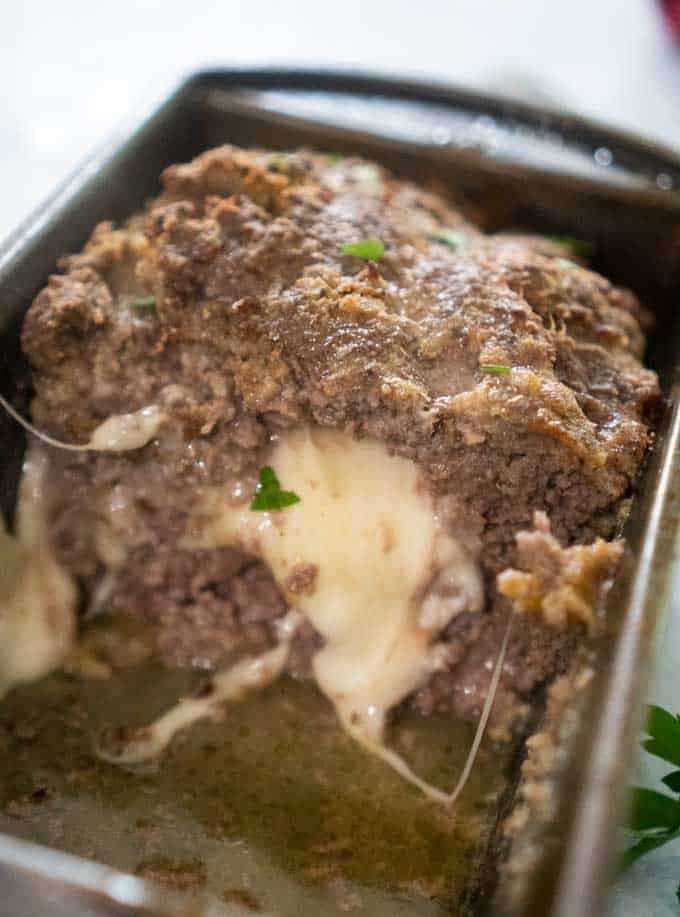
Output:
top-left (6, 145), bottom-right (659, 799)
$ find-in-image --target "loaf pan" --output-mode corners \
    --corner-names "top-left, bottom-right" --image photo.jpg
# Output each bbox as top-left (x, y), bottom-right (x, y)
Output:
top-left (2, 69), bottom-right (680, 917)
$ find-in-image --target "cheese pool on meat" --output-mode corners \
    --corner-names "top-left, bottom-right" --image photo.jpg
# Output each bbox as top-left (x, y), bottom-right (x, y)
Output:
top-left (189, 428), bottom-right (483, 744)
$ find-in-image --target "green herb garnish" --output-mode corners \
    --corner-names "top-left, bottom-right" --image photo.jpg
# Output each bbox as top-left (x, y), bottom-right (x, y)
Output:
top-left (480, 364), bottom-right (511, 375)
top-left (250, 466), bottom-right (301, 512)
top-left (623, 705), bottom-right (680, 871)
top-left (352, 164), bottom-right (381, 184)
top-left (555, 257), bottom-right (579, 271)
top-left (326, 152), bottom-right (345, 163)
top-left (130, 295), bottom-right (156, 312)
top-left (429, 229), bottom-right (467, 250)
top-left (341, 238), bottom-right (385, 261)
top-left (551, 236), bottom-right (594, 257)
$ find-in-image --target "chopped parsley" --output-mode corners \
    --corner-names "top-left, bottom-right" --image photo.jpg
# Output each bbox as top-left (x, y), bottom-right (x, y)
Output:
top-left (480, 364), bottom-right (511, 375)
top-left (342, 238), bottom-right (385, 261)
top-left (429, 229), bottom-right (467, 250)
top-left (352, 164), bottom-right (381, 184)
top-left (130, 295), bottom-right (156, 312)
top-left (623, 705), bottom-right (680, 873)
top-left (551, 236), bottom-right (594, 257)
top-left (250, 466), bottom-right (301, 512)
top-left (326, 152), bottom-right (345, 163)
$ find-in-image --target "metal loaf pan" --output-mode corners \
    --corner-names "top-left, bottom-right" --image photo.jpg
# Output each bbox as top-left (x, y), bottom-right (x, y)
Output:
top-left (2, 69), bottom-right (680, 917)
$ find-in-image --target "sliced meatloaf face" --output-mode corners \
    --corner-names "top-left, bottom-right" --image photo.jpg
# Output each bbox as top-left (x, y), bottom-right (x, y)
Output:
top-left (20, 145), bottom-right (659, 729)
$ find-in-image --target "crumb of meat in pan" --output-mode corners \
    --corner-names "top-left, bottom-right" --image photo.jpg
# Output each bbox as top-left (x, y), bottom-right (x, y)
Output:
top-left (3, 144), bottom-right (659, 802)
top-left (500, 658), bottom-right (595, 906)
top-left (498, 511), bottom-right (624, 631)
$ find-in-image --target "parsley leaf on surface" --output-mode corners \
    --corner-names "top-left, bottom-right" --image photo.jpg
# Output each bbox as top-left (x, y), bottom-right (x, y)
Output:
top-left (628, 787), bottom-right (680, 833)
top-left (130, 295), bottom-right (156, 311)
top-left (429, 229), bottom-right (467, 250)
top-left (644, 705), bottom-right (680, 767)
top-left (480, 364), bottom-right (511, 376)
top-left (341, 239), bottom-right (385, 260)
top-left (623, 705), bottom-right (680, 881)
top-left (663, 771), bottom-right (680, 794)
top-left (622, 831), bottom-right (680, 870)
top-left (550, 236), bottom-right (594, 257)
top-left (250, 466), bottom-right (301, 512)
top-left (555, 257), bottom-right (579, 271)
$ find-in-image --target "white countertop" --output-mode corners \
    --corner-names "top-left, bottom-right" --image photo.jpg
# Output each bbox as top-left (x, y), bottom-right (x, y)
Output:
top-left (4, 0), bottom-right (680, 243)
top-left (4, 0), bottom-right (680, 911)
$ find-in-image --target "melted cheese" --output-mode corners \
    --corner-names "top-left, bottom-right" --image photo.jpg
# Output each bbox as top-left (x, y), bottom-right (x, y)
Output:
top-left (187, 427), bottom-right (482, 744)
top-left (0, 399), bottom-right (161, 693)
top-left (0, 451), bottom-right (77, 698)
top-left (0, 393), bottom-right (164, 453)
top-left (88, 405), bottom-right (164, 451)
top-left (96, 427), bottom-right (501, 804)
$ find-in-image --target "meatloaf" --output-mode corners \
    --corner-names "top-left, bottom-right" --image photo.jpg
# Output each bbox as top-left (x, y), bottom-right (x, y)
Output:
top-left (18, 145), bottom-right (659, 743)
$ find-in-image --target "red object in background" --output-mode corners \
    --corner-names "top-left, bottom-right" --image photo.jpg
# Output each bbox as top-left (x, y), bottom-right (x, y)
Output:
top-left (660, 0), bottom-right (680, 41)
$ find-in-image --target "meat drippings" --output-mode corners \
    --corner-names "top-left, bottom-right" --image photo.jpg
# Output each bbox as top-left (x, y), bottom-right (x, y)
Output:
top-left (97, 612), bottom-right (300, 764)
top-left (0, 451), bottom-right (77, 698)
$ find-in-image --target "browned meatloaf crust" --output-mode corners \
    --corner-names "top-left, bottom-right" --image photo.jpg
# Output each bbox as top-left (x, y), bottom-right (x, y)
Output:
top-left (20, 145), bottom-right (659, 723)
